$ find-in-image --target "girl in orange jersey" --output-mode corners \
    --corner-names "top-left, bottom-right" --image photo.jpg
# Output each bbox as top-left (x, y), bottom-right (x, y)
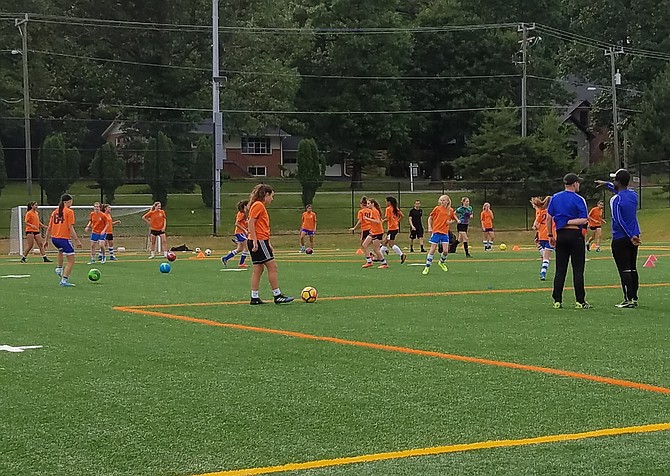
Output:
top-left (349, 196), bottom-right (373, 259)
top-left (480, 202), bottom-right (495, 251)
top-left (84, 202), bottom-right (111, 264)
top-left (422, 195), bottom-right (454, 275)
top-left (531, 196), bottom-right (554, 281)
top-left (380, 196), bottom-right (407, 263)
top-left (299, 204), bottom-right (317, 252)
top-left (222, 200), bottom-right (250, 268)
top-left (21, 201), bottom-right (52, 263)
top-left (142, 201), bottom-right (168, 259)
top-left (45, 193), bottom-right (83, 287)
top-left (102, 204), bottom-right (121, 261)
top-left (247, 184), bottom-right (293, 305)
top-left (360, 199), bottom-right (389, 269)
top-left (586, 200), bottom-right (606, 252)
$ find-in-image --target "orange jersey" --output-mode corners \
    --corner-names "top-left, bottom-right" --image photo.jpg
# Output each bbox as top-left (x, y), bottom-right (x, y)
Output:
top-left (358, 207), bottom-right (372, 231)
top-left (106, 213), bottom-right (115, 234)
top-left (89, 211), bottom-right (110, 234)
top-left (234, 211), bottom-right (248, 235)
top-left (535, 208), bottom-right (555, 241)
top-left (480, 209), bottom-right (494, 229)
top-left (429, 206), bottom-right (452, 234)
top-left (385, 206), bottom-right (403, 231)
top-left (24, 209), bottom-right (41, 233)
top-left (301, 211), bottom-right (317, 231)
top-left (143, 209), bottom-right (166, 231)
top-left (248, 200), bottom-right (271, 240)
top-left (367, 207), bottom-right (384, 235)
top-left (588, 207), bottom-right (603, 227)
top-left (49, 208), bottom-right (75, 239)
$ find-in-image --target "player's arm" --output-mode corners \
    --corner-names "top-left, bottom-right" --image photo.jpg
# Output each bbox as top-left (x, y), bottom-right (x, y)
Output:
top-left (349, 218), bottom-right (361, 232)
top-left (45, 221), bottom-right (52, 243)
top-left (313, 214), bottom-right (317, 233)
top-left (69, 224), bottom-right (83, 248)
top-left (408, 214), bottom-right (415, 230)
top-left (161, 215), bottom-right (167, 233)
top-left (142, 212), bottom-right (151, 226)
top-left (248, 216), bottom-right (259, 251)
top-left (546, 212), bottom-right (555, 246)
top-left (84, 219), bottom-right (92, 232)
top-left (427, 216), bottom-right (433, 233)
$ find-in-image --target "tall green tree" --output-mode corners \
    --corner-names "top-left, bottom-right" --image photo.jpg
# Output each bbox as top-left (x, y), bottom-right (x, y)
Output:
top-left (143, 132), bottom-right (175, 206)
top-left (193, 136), bottom-right (213, 208)
top-left (0, 138), bottom-right (7, 197)
top-left (296, 138), bottom-right (325, 206)
top-left (40, 133), bottom-right (80, 205)
top-left (89, 143), bottom-right (125, 204)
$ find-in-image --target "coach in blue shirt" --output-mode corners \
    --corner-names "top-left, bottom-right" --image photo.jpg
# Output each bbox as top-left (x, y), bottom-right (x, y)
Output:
top-left (596, 168), bottom-right (641, 308)
top-left (547, 173), bottom-right (590, 309)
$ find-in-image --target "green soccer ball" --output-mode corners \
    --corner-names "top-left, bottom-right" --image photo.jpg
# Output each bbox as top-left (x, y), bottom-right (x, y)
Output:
top-left (88, 268), bottom-right (101, 282)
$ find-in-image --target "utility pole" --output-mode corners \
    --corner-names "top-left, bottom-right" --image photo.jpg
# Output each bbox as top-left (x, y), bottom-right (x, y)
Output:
top-left (15, 14), bottom-right (32, 196)
top-left (212, 0), bottom-right (224, 234)
top-left (605, 46), bottom-right (624, 169)
top-left (517, 23), bottom-right (536, 138)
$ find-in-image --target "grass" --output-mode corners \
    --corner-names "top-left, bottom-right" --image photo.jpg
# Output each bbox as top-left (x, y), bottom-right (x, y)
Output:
top-left (1, 243), bottom-right (669, 475)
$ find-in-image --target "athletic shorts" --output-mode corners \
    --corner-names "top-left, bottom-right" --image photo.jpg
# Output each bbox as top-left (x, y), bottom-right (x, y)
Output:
top-left (409, 228), bottom-right (424, 239)
top-left (248, 239), bottom-right (274, 265)
top-left (106, 234), bottom-right (114, 241)
top-left (150, 230), bottom-right (165, 236)
top-left (457, 223), bottom-right (469, 233)
top-left (369, 233), bottom-right (384, 241)
top-left (589, 226), bottom-right (601, 231)
top-left (25, 231), bottom-right (40, 236)
top-left (537, 239), bottom-right (554, 251)
top-left (361, 230), bottom-right (370, 240)
top-left (483, 228), bottom-right (494, 232)
top-left (91, 233), bottom-right (106, 242)
top-left (429, 232), bottom-right (450, 245)
top-left (386, 229), bottom-right (399, 240)
top-left (234, 233), bottom-right (248, 243)
top-left (51, 237), bottom-right (75, 255)
top-left (300, 228), bottom-right (315, 236)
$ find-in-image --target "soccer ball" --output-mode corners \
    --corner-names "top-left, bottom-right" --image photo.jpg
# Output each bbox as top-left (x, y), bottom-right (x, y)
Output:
top-left (88, 268), bottom-right (101, 282)
top-left (195, 247), bottom-right (201, 253)
top-left (205, 248), bottom-right (212, 256)
top-left (301, 286), bottom-right (318, 303)
top-left (305, 248), bottom-right (313, 255)
top-left (166, 251), bottom-right (176, 262)
top-left (159, 262), bottom-right (171, 273)
top-left (499, 243), bottom-right (507, 251)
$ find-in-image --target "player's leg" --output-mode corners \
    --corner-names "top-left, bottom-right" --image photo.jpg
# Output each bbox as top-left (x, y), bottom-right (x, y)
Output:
top-left (552, 235), bottom-right (570, 306)
top-left (21, 233), bottom-right (35, 262)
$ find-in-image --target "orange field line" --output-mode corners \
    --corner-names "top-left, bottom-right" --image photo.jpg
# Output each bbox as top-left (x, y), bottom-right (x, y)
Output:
top-left (118, 282), bottom-right (670, 310)
top-left (194, 421), bottom-right (670, 476)
top-left (113, 305), bottom-right (670, 395)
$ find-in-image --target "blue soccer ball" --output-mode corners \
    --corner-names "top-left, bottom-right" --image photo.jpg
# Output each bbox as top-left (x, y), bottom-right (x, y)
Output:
top-left (159, 262), bottom-right (171, 273)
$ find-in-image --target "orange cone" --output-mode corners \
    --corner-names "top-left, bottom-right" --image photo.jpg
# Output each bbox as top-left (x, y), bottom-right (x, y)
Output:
top-left (643, 256), bottom-right (655, 268)
top-left (197, 251), bottom-right (206, 258)
top-left (356, 248), bottom-right (364, 255)
top-left (512, 245), bottom-right (520, 251)
top-left (649, 254), bottom-right (658, 262)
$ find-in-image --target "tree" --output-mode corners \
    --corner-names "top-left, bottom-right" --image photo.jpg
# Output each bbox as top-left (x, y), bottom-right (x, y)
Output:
top-left (89, 143), bottom-right (125, 204)
top-left (0, 138), bottom-right (7, 197)
top-left (41, 133), bottom-right (80, 205)
top-left (143, 132), bottom-right (175, 206)
top-left (193, 136), bottom-right (213, 208)
top-left (296, 138), bottom-right (325, 206)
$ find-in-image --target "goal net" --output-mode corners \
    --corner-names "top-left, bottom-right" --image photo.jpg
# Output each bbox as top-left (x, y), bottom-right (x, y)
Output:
top-left (9, 205), bottom-right (155, 255)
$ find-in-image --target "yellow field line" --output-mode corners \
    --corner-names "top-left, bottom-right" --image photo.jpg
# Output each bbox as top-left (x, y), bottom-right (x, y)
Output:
top-left (195, 422), bottom-right (670, 476)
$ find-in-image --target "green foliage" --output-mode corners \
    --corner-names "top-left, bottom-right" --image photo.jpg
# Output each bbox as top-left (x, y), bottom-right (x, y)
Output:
top-left (630, 64), bottom-right (670, 167)
top-left (40, 133), bottom-right (80, 205)
top-left (0, 139), bottom-right (6, 197)
top-left (296, 138), bottom-right (325, 206)
top-left (194, 136), bottom-right (213, 208)
top-left (89, 143), bottom-right (125, 204)
top-left (143, 132), bottom-right (175, 206)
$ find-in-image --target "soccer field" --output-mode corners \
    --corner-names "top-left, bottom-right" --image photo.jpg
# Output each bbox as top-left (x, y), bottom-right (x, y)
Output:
top-left (1, 246), bottom-right (669, 476)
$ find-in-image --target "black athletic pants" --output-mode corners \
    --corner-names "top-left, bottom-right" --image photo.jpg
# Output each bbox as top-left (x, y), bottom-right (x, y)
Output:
top-left (611, 237), bottom-right (640, 301)
top-left (552, 229), bottom-right (586, 304)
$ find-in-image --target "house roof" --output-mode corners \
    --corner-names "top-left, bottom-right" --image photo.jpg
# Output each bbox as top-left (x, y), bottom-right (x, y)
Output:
top-left (282, 135), bottom-right (302, 151)
top-left (561, 99), bottom-right (591, 124)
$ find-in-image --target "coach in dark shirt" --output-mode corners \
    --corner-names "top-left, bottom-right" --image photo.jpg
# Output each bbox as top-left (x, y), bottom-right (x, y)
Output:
top-left (546, 173), bottom-right (590, 309)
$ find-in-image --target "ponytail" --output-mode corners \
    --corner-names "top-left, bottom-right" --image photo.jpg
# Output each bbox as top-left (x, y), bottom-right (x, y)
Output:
top-left (58, 193), bottom-right (72, 219)
top-left (386, 196), bottom-right (399, 217)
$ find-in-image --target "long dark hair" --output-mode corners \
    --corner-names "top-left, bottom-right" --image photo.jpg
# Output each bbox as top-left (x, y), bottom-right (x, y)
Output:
top-left (237, 199), bottom-right (249, 212)
top-left (369, 198), bottom-right (381, 213)
top-left (249, 184), bottom-right (274, 204)
top-left (386, 196), bottom-right (399, 217)
top-left (58, 193), bottom-right (72, 219)
top-left (27, 201), bottom-right (37, 209)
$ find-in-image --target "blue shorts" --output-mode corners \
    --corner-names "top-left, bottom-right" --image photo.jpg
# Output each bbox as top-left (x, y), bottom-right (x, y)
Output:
top-left (429, 232), bottom-right (450, 245)
top-left (234, 233), bottom-right (248, 243)
top-left (91, 233), bottom-right (107, 242)
top-left (301, 228), bottom-right (315, 236)
top-left (52, 238), bottom-right (75, 255)
top-left (538, 240), bottom-right (554, 251)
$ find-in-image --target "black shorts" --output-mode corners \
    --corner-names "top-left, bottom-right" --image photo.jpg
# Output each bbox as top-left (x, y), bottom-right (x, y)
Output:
top-left (409, 228), bottom-right (424, 239)
top-left (25, 231), bottom-right (40, 236)
top-left (386, 229), bottom-right (399, 240)
top-left (106, 234), bottom-right (114, 241)
top-left (248, 239), bottom-right (274, 265)
top-left (361, 230), bottom-right (370, 240)
top-left (457, 223), bottom-right (469, 233)
top-left (150, 230), bottom-right (165, 236)
top-left (589, 226), bottom-right (601, 231)
top-left (370, 233), bottom-right (384, 241)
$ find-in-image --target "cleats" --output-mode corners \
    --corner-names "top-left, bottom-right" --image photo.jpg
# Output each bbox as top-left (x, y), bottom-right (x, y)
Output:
top-left (274, 294), bottom-right (294, 304)
top-left (575, 301), bottom-right (592, 309)
top-left (20, 257), bottom-right (26, 263)
top-left (361, 262), bottom-right (373, 268)
top-left (250, 297), bottom-right (266, 305)
top-left (615, 300), bottom-right (638, 308)
top-left (540, 272), bottom-right (546, 281)
top-left (401, 254), bottom-right (407, 264)
top-left (438, 261), bottom-right (448, 272)
top-left (466, 254), bottom-right (473, 258)
top-left (55, 267), bottom-right (63, 277)
top-left (42, 256), bottom-right (53, 263)
top-left (59, 281), bottom-right (75, 287)
top-left (586, 243), bottom-right (591, 252)
top-left (221, 256), bottom-right (228, 267)
top-left (420, 248), bottom-right (427, 253)
top-left (595, 247), bottom-right (601, 252)
top-left (88, 259), bottom-right (97, 265)
top-left (378, 264), bottom-right (388, 269)
top-left (410, 247), bottom-right (414, 253)
top-left (109, 256), bottom-right (117, 261)
top-left (552, 301), bottom-right (562, 309)
top-left (422, 266), bottom-right (430, 275)
top-left (238, 263), bottom-right (248, 268)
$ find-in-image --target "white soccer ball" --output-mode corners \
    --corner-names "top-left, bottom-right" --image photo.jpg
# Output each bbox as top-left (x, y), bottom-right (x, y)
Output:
top-left (205, 248), bottom-right (212, 256)
top-left (195, 247), bottom-right (201, 253)
top-left (117, 246), bottom-right (126, 252)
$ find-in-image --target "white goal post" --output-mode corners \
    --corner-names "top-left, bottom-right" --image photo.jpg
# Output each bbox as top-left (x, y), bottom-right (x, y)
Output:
top-left (9, 205), bottom-right (155, 255)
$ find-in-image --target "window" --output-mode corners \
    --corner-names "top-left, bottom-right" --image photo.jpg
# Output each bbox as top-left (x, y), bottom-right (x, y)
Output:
top-left (241, 137), bottom-right (271, 154)
top-left (283, 155), bottom-right (297, 165)
top-left (248, 166), bottom-right (267, 177)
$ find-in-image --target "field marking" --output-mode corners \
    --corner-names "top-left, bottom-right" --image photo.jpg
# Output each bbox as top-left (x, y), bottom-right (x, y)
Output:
top-left (194, 421), bottom-right (670, 476)
top-left (117, 282), bottom-right (670, 310)
top-left (113, 304), bottom-right (670, 395)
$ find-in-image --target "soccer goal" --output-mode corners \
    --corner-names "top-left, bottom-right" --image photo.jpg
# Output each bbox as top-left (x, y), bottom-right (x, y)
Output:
top-left (9, 205), bottom-right (154, 255)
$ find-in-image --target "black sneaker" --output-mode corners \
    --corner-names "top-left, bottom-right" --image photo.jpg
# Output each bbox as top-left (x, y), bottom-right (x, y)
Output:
top-left (615, 300), bottom-right (637, 308)
top-left (20, 257), bottom-right (26, 263)
top-left (274, 294), bottom-right (294, 304)
top-left (250, 297), bottom-right (266, 305)
top-left (401, 254), bottom-right (407, 264)
top-left (43, 257), bottom-right (53, 263)
top-left (410, 247), bottom-right (414, 253)
top-left (575, 302), bottom-right (592, 309)
top-left (421, 248), bottom-right (427, 253)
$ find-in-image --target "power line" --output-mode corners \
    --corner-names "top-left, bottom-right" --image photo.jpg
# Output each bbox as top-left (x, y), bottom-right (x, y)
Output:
top-left (527, 74), bottom-right (642, 95)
